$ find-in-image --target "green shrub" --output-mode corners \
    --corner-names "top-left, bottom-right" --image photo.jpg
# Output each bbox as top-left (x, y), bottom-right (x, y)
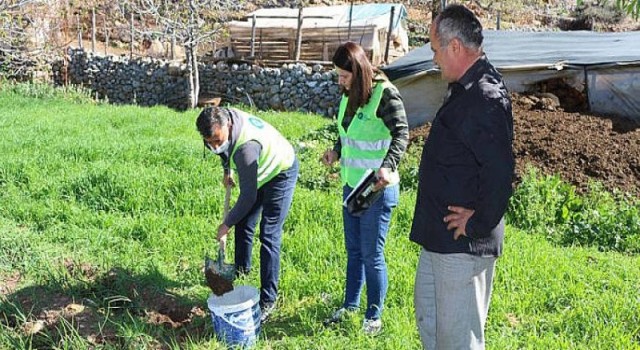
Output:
top-left (561, 182), bottom-right (640, 253)
top-left (507, 167), bottom-right (577, 231)
top-left (398, 142), bottom-right (422, 191)
top-left (297, 122), bottom-right (338, 144)
top-left (294, 123), bottom-right (341, 191)
top-left (0, 80), bottom-right (96, 104)
top-left (507, 167), bottom-right (640, 253)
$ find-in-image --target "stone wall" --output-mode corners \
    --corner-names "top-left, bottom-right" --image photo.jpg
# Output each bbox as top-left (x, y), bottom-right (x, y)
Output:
top-left (53, 48), bottom-right (341, 116)
top-left (1, 51), bottom-right (53, 82)
top-left (53, 49), bottom-right (192, 110)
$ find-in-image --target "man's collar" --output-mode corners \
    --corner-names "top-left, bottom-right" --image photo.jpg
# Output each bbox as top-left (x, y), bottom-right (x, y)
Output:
top-left (457, 54), bottom-right (488, 90)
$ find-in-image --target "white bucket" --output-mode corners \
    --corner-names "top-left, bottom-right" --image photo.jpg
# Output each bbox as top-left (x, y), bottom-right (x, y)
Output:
top-left (207, 286), bottom-right (261, 348)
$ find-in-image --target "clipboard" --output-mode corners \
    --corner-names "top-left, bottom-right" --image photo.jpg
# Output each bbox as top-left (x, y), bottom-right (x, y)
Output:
top-left (343, 169), bottom-right (383, 216)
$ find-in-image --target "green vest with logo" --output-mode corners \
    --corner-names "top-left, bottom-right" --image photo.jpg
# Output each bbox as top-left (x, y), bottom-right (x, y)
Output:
top-left (338, 80), bottom-right (398, 187)
top-left (230, 111), bottom-right (295, 189)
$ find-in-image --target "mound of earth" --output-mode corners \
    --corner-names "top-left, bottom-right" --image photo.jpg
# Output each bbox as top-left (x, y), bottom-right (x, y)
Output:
top-left (409, 93), bottom-right (640, 196)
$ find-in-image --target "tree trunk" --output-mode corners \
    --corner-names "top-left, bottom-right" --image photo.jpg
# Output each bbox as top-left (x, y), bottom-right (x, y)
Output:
top-left (187, 0), bottom-right (199, 109)
top-left (186, 44), bottom-right (199, 109)
top-left (185, 45), bottom-right (194, 109)
top-left (192, 44), bottom-right (200, 109)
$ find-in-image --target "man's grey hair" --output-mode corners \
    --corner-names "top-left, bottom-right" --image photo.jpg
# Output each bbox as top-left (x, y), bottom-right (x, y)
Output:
top-left (196, 107), bottom-right (231, 138)
top-left (434, 4), bottom-right (483, 51)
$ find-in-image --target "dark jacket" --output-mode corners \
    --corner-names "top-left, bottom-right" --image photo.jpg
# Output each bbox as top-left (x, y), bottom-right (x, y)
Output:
top-left (409, 55), bottom-right (514, 257)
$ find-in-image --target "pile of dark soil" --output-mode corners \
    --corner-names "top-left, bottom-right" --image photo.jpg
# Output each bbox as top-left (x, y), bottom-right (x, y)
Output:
top-left (409, 93), bottom-right (640, 196)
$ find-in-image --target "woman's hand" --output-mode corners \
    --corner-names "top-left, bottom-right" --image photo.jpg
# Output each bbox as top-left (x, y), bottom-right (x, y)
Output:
top-left (321, 149), bottom-right (339, 166)
top-left (374, 167), bottom-right (392, 191)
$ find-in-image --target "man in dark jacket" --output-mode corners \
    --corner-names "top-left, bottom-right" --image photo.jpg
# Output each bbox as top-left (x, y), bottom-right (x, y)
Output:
top-left (410, 5), bottom-right (514, 349)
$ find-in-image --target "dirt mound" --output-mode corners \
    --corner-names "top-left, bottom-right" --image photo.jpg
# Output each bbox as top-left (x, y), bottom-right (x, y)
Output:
top-left (409, 93), bottom-right (640, 196)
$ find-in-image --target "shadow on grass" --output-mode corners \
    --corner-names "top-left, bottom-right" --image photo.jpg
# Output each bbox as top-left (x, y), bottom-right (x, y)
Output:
top-left (261, 312), bottom-right (316, 340)
top-left (0, 263), bottom-right (216, 348)
top-left (260, 302), bottom-right (355, 341)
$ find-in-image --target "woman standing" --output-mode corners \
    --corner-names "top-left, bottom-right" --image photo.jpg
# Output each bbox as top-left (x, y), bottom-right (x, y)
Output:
top-left (321, 41), bottom-right (409, 335)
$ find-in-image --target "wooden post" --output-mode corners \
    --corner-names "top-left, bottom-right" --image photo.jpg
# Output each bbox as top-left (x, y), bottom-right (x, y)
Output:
top-left (104, 14), bottom-right (109, 55)
top-left (259, 29), bottom-right (263, 59)
top-left (171, 33), bottom-right (176, 60)
top-left (322, 41), bottom-right (328, 61)
top-left (348, 0), bottom-right (353, 41)
top-left (250, 14), bottom-right (257, 58)
top-left (76, 13), bottom-right (82, 48)
top-left (129, 12), bottom-right (134, 59)
top-left (163, 34), bottom-right (167, 57)
top-left (294, 7), bottom-right (303, 61)
top-left (496, 11), bottom-right (501, 30)
top-left (384, 6), bottom-right (395, 65)
top-left (63, 0), bottom-right (69, 41)
top-left (91, 8), bottom-right (96, 53)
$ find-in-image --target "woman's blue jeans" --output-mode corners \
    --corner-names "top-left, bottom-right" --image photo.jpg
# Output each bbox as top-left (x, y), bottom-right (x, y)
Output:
top-left (341, 183), bottom-right (399, 320)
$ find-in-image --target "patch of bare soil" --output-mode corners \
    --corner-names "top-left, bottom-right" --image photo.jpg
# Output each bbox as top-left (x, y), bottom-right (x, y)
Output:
top-left (1, 264), bottom-right (209, 347)
top-left (137, 289), bottom-right (207, 329)
top-left (63, 257), bottom-right (99, 281)
top-left (409, 93), bottom-right (640, 196)
top-left (0, 271), bottom-right (21, 296)
top-left (11, 291), bottom-right (116, 345)
top-left (97, 267), bottom-right (208, 330)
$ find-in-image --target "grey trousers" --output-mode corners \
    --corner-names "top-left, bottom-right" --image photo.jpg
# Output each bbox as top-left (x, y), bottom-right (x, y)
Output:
top-left (414, 249), bottom-right (497, 350)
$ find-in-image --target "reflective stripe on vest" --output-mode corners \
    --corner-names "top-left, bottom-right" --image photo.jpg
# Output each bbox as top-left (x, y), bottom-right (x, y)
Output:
top-left (339, 137), bottom-right (392, 152)
top-left (340, 157), bottom-right (386, 169)
top-left (337, 80), bottom-right (398, 187)
top-left (230, 110), bottom-right (295, 188)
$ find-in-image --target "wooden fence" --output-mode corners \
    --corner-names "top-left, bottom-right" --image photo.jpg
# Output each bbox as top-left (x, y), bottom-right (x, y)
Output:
top-left (74, 6), bottom-right (405, 66)
top-left (227, 6), bottom-right (404, 66)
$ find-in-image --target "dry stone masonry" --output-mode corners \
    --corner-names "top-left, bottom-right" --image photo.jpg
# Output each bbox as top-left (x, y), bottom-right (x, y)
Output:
top-left (53, 48), bottom-right (341, 116)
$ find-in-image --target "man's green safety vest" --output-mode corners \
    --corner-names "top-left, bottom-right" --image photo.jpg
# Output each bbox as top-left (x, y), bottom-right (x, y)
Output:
top-left (230, 111), bottom-right (295, 189)
top-left (338, 80), bottom-right (399, 187)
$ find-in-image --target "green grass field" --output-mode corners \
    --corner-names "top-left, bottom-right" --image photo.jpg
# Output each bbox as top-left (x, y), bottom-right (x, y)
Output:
top-left (0, 84), bottom-right (638, 349)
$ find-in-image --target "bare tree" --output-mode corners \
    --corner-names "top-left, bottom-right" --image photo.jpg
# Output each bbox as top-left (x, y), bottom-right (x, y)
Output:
top-left (0, 0), bottom-right (84, 80)
top-left (1, 0), bottom-right (69, 80)
top-left (1, 1), bottom-right (38, 53)
top-left (121, 0), bottom-right (236, 109)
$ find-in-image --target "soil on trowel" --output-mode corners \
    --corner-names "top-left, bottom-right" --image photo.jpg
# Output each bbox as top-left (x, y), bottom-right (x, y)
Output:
top-left (205, 268), bottom-right (234, 296)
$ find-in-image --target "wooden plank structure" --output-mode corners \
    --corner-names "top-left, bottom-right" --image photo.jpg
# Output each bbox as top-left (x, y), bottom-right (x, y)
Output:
top-left (227, 4), bottom-right (409, 66)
